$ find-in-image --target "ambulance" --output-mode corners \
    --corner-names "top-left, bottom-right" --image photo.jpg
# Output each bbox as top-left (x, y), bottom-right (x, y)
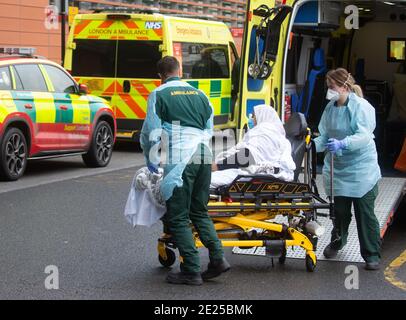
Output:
top-left (64, 12), bottom-right (240, 140)
top-left (238, 0), bottom-right (405, 246)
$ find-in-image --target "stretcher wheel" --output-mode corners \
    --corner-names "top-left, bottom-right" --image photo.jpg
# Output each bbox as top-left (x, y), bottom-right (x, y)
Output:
top-left (158, 248), bottom-right (176, 268)
top-left (305, 254), bottom-right (316, 272)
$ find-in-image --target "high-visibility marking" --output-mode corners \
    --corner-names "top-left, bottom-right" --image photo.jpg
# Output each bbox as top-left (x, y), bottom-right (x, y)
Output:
top-left (88, 36), bottom-right (99, 39)
top-left (33, 92), bottom-right (56, 123)
top-left (98, 20), bottom-right (114, 29)
top-left (116, 82), bottom-right (146, 118)
top-left (101, 81), bottom-right (115, 96)
top-left (153, 28), bottom-right (163, 38)
top-left (123, 20), bottom-right (139, 29)
top-left (70, 95), bottom-right (90, 124)
top-left (0, 91), bottom-right (17, 123)
top-left (385, 249), bottom-right (406, 292)
top-left (131, 82), bottom-right (150, 101)
top-left (39, 64), bottom-right (55, 92)
top-left (114, 107), bottom-right (127, 119)
top-left (74, 20), bottom-right (92, 36)
top-left (118, 94), bottom-right (146, 118)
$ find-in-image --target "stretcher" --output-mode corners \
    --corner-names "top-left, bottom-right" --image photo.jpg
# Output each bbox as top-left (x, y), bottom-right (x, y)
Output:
top-left (157, 113), bottom-right (333, 272)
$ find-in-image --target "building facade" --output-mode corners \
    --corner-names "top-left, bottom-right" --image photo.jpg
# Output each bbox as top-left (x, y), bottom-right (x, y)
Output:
top-left (74, 0), bottom-right (246, 27)
top-left (0, 0), bottom-right (62, 63)
top-left (0, 1), bottom-right (245, 64)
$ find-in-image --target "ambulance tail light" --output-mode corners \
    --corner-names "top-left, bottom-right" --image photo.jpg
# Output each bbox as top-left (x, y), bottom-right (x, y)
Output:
top-left (107, 14), bottom-right (131, 20)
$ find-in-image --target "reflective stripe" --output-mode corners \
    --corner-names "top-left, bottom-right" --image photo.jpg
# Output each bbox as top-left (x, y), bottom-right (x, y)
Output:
top-left (186, 79), bottom-right (232, 116)
top-left (9, 66), bottom-right (17, 90)
top-left (70, 95), bottom-right (90, 124)
top-left (0, 90), bottom-right (17, 123)
top-left (32, 92), bottom-right (56, 123)
top-left (39, 64), bottom-right (55, 92)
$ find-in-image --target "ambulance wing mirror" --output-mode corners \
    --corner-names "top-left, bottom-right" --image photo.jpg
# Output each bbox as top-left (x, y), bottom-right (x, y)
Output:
top-left (78, 84), bottom-right (88, 95)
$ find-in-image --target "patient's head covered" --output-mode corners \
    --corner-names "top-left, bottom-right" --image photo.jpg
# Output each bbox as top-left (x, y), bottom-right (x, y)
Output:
top-left (252, 104), bottom-right (286, 136)
top-left (243, 104), bottom-right (295, 178)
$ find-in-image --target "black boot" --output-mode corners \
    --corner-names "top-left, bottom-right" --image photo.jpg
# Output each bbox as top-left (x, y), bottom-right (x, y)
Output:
top-left (201, 258), bottom-right (230, 280)
top-left (365, 261), bottom-right (380, 271)
top-left (166, 271), bottom-right (203, 285)
top-left (323, 243), bottom-right (339, 259)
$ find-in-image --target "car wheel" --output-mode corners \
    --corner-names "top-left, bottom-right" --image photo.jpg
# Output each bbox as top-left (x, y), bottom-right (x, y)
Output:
top-left (82, 120), bottom-right (113, 167)
top-left (0, 127), bottom-right (28, 181)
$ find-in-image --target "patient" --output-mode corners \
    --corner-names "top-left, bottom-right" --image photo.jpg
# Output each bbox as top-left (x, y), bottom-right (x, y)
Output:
top-left (211, 104), bottom-right (296, 188)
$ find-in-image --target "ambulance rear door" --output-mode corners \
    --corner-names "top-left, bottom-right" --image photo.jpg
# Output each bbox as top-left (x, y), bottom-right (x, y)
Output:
top-left (237, 0), bottom-right (294, 134)
top-left (114, 16), bottom-right (164, 140)
top-left (69, 15), bottom-right (118, 122)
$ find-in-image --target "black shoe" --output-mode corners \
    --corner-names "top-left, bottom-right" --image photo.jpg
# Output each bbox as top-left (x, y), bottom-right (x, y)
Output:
top-left (202, 258), bottom-right (231, 280)
top-left (166, 271), bottom-right (203, 285)
top-left (323, 243), bottom-right (339, 259)
top-left (365, 261), bottom-right (380, 271)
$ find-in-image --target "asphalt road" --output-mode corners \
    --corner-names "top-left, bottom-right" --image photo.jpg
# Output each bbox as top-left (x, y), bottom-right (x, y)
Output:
top-left (0, 142), bottom-right (405, 300)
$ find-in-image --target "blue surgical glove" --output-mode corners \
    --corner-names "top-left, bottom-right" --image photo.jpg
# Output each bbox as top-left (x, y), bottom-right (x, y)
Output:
top-left (326, 138), bottom-right (347, 153)
top-left (147, 163), bottom-right (159, 174)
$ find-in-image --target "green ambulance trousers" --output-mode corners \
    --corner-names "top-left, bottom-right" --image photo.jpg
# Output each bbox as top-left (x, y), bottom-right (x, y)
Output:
top-left (330, 183), bottom-right (381, 263)
top-left (164, 146), bottom-right (224, 273)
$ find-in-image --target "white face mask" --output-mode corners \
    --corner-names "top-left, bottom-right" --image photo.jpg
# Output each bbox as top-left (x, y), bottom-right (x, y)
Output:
top-left (326, 88), bottom-right (340, 101)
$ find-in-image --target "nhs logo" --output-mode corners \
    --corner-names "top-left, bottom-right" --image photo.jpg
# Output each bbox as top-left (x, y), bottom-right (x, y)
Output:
top-left (145, 22), bottom-right (162, 29)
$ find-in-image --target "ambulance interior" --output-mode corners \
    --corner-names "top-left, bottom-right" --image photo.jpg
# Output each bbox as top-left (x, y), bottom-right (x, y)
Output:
top-left (285, 0), bottom-right (406, 168)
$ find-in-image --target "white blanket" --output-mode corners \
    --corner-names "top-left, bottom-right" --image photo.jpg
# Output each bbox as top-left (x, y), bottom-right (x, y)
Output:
top-left (210, 163), bottom-right (294, 189)
top-left (124, 167), bottom-right (166, 227)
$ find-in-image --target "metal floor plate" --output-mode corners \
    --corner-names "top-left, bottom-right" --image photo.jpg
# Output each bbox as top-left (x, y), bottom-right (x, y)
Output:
top-left (232, 176), bottom-right (406, 263)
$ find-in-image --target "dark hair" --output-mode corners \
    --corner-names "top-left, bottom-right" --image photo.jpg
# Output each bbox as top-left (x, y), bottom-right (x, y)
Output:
top-left (157, 56), bottom-right (180, 78)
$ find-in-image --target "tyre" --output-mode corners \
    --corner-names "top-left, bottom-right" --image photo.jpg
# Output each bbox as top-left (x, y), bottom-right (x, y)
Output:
top-left (0, 127), bottom-right (28, 181)
top-left (82, 121), bottom-right (113, 167)
top-left (158, 247), bottom-right (176, 268)
top-left (305, 254), bottom-right (316, 272)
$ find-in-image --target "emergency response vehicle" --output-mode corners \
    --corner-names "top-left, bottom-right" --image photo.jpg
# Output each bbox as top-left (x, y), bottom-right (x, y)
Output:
top-left (64, 12), bottom-right (239, 141)
top-left (0, 48), bottom-right (116, 181)
top-left (231, 0), bottom-right (405, 262)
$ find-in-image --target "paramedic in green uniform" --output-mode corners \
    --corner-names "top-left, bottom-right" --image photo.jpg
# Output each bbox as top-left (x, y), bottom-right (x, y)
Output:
top-left (141, 56), bottom-right (230, 285)
top-left (314, 68), bottom-right (382, 270)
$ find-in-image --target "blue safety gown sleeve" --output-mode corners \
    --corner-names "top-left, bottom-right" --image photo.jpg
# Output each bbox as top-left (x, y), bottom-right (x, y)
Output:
top-left (140, 91), bottom-right (162, 167)
top-left (343, 99), bottom-right (376, 151)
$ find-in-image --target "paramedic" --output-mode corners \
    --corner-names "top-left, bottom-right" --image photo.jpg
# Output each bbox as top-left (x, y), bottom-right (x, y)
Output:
top-left (314, 68), bottom-right (382, 270)
top-left (141, 56), bottom-right (230, 285)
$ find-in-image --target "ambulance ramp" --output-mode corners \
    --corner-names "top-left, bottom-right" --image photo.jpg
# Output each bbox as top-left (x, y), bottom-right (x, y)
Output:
top-left (232, 177), bottom-right (406, 263)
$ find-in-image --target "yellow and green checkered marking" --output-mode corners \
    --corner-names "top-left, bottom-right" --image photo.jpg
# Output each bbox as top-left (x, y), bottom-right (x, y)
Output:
top-left (186, 80), bottom-right (231, 115)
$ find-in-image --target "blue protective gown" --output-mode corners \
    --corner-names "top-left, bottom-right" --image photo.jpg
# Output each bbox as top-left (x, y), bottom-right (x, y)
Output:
top-left (314, 93), bottom-right (381, 198)
top-left (140, 78), bottom-right (213, 201)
